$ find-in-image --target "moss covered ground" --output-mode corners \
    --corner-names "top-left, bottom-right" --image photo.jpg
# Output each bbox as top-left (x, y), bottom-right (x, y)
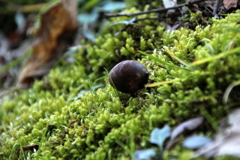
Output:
top-left (0, 5), bottom-right (240, 160)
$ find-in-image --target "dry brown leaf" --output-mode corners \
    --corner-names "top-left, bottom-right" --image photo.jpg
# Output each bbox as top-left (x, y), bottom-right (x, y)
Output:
top-left (223, 0), bottom-right (239, 10)
top-left (199, 0), bottom-right (225, 16)
top-left (17, 0), bottom-right (78, 88)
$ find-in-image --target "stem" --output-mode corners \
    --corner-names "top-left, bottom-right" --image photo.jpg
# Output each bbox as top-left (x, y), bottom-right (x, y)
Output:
top-left (223, 80), bottom-right (240, 105)
top-left (145, 79), bottom-right (180, 87)
top-left (190, 47), bottom-right (240, 66)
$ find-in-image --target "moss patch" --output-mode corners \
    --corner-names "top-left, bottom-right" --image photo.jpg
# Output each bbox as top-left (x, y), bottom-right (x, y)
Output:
top-left (0, 8), bottom-right (240, 160)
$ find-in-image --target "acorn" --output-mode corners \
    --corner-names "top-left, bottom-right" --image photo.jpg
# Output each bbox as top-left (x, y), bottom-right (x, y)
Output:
top-left (109, 60), bottom-right (149, 93)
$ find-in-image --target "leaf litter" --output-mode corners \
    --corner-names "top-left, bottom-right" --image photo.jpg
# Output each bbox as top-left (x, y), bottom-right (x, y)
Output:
top-left (193, 108), bottom-right (240, 158)
top-left (135, 109), bottom-right (240, 159)
top-left (17, 0), bottom-right (79, 88)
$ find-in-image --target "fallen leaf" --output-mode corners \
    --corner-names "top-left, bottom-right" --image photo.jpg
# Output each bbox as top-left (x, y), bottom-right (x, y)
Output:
top-left (198, 0), bottom-right (226, 16)
top-left (217, 127), bottom-right (240, 157)
top-left (165, 22), bottom-right (183, 32)
top-left (164, 0), bottom-right (178, 18)
top-left (17, 0), bottom-right (78, 88)
top-left (228, 108), bottom-right (240, 127)
top-left (163, 0), bottom-right (177, 8)
top-left (193, 127), bottom-right (240, 158)
top-left (166, 117), bottom-right (204, 150)
top-left (223, 0), bottom-right (239, 10)
top-left (0, 18), bottom-right (32, 89)
top-left (193, 108), bottom-right (240, 158)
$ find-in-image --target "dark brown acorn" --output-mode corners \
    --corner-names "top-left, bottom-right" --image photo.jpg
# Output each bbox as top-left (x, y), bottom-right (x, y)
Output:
top-left (109, 60), bottom-right (149, 93)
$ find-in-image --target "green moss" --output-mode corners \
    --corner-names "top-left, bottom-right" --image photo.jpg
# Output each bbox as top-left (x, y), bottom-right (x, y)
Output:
top-left (1, 7), bottom-right (240, 160)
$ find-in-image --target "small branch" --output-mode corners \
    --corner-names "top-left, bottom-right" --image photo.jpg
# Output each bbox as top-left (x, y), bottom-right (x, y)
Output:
top-left (105, 0), bottom-right (204, 18)
top-left (134, 17), bottom-right (165, 22)
top-left (213, 0), bottom-right (220, 16)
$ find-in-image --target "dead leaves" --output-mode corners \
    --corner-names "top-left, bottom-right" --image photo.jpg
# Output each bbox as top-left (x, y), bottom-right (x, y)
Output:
top-left (106, 0), bottom-right (240, 34)
top-left (166, 117), bottom-right (204, 150)
top-left (136, 109), bottom-right (240, 159)
top-left (17, 0), bottom-right (78, 88)
top-left (193, 108), bottom-right (240, 158)
top-left (223, 0), bottom-right (240, 10)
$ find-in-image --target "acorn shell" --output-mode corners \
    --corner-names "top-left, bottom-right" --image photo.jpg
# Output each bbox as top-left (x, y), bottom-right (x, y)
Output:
top-left (109, 60), bottom-right (149, 93)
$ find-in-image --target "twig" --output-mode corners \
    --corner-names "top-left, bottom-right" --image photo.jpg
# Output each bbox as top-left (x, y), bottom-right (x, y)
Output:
top-left (202, 5), bottom-right (214, 17)
top-left (105, 0), bottom-right (204, 18)
top-left (213, 0), bottom-right (220, 16)
top-left (134, 17), bottom-right (165, 22)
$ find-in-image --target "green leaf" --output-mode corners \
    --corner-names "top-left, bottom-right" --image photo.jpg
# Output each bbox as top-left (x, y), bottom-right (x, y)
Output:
top-left (182, 135), bottom-right (212, 149)
top-left (150, 125), bottom-right (171, 148)
top-left (135, 148), bottom-right (156, 160)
